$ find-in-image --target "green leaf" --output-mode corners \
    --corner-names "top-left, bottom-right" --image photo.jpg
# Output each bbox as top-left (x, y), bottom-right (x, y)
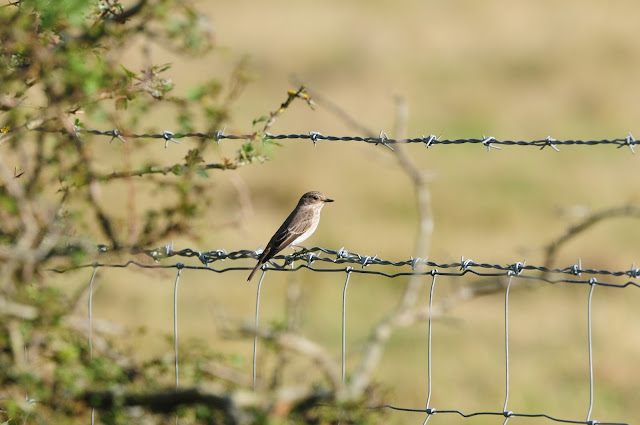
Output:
top-left (185, 149), bottom-right (204, 167)
top-left (195, 167), bottom-right (208, 178)
top-left (120, 64), bottom-right (137, 79)
top-left (252, 115), bottom-right (268, 126)
top-left (187, 85), bottom-right (207, 101)
top-left (157, 63), bottom-right (173, 73)
top-left (171, 164), bottom-right (184, 176)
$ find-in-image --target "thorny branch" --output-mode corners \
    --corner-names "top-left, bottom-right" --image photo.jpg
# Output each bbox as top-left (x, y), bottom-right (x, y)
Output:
top-left (263, 86), bottom-right (314, 132)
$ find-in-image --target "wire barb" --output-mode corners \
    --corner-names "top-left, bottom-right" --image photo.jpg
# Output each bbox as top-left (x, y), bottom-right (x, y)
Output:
top-left (421, 134), bottom-right (438, 149)
top-left (162, 130), bottom-right (180, 148)
top-left (460, 256), bottom-right (474, 271)
top-left (109, 128), bottom-right (127, 143)
top-left (482, 135), bottom-right (501, 151)
top-left (541, 136), bottom-right (560, 152)
top-left (623, 132), bottom-right (635, 154)
top-left (378, 130), bottom-right (394, 151)
top-left (510, 260), bottom-right (526, 276)
top-left (309, 131), bottom-right (323, 146)
top-left (214, 126), bottom-right (226, 145)
top-left (571, 258), bottom-right (583, 277)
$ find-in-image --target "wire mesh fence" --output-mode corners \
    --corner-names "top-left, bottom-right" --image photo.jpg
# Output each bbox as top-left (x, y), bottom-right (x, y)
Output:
top-left (47, 245), bottom-right (637, 425)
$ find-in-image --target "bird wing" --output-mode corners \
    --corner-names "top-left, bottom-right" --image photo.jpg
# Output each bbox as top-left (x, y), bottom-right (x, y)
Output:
top-left (258, 208), bottom-right (314, 263)
top-left (271, 210), bottom-right (314, 252)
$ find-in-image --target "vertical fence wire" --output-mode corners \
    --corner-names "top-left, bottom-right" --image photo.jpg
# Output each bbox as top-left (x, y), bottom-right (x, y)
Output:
top-left (502, 274), bottom-right (514, 425)
top-left (586, 281), bottom-right (596, 423)
top-left (422, 271), bottom-right (438, 425)
top-left (253, 271), bottom-right (266, 391)
top-left (173, 267), bottom-right (183, 425)
top-left (88, 266), bottom-right (98, 425)
top-left (342, 269), bottom-right (352, 383)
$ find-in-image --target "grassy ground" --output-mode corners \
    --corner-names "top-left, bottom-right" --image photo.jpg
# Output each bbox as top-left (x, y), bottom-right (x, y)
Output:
top-left (50, 1), bottom-right (640, 423)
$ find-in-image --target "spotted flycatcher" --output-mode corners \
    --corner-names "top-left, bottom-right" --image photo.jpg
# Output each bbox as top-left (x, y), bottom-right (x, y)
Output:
top-left (247, 191), bottom-right (334, 281)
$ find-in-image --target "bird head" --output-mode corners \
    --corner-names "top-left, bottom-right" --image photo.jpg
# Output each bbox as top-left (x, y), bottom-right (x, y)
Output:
top-left (300, 191), bottom-right (334, 206)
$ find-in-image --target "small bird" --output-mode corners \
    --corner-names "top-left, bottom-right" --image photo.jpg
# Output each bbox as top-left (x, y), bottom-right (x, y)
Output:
top-left (248, 191), bottom-right (334, 281)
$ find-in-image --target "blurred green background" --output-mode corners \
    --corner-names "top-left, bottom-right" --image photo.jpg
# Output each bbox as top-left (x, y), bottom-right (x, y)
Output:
top-left (51, 0), bottom-right (640, 423)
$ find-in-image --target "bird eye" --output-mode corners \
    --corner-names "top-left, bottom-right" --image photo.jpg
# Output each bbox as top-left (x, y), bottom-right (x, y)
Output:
top-left (313, 195), bottom-right (318, 200)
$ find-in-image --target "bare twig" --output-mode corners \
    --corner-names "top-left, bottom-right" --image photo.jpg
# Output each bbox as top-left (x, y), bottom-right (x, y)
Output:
top-left (0, 297), bottom-right (39, 320)
top-left (240, 324), bottom-right (344, 394)
top-left (301, 87), bottom-right (439, 396)
top-left (391, 95), bottom-right (435, 310)
top-left (84, 385), bottom-right (337, 424)
top-left (543, 204), bottom-right (640, 269)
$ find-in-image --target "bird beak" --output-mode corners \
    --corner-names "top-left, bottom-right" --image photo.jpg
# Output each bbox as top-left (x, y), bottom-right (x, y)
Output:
top-left (325, 198), bottom-right (334, 203)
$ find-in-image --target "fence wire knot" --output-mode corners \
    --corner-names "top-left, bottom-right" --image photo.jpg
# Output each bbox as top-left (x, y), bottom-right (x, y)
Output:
top-left (410, 256), bottom-right (423, 271)
top-left (306, 252), bottom-right (318, 266)
top-left (510, 260), bottom-right (526, 276)
top-left (541, 135), bottom-right (560, 152)
top-left (214, 126), bottom-right (226, 145)
top-left (460, 256), bottom-right (474, 270)
top-left (336, 247), bottom-right (349, 259)
top-left (482, 135), bottom-right (500, 151)
top-left (378, 130), bottom-right (394, 151)
top-left (425, 407), bottom-right (436, 415)
top-left (361, 255), bottom-right (377, 268)
top-left (162, 130), bottom-right (180, 148)
top-left (309, 131), bottom-right (323, 146)
top-left (110, 128), bottom-right (126, 143)
top-left (623, 132), bottom-right (635, 154)
top-left (571, 260), bottom-right (582, 277)
top-left (503, 410), bottom-right (514, 418)
top-left (629, 264), bottom-right (640, 278)
top-left (421, 134), bottom-right (437, 148)
top-left (196, 252), bottom-right (208, 265)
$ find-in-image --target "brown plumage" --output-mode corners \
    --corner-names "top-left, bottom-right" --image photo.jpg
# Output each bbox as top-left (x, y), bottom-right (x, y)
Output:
top-left (247, 191), bottom-right (334, 281)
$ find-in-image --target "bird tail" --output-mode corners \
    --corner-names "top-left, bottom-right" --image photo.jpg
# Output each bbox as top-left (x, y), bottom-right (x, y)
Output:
top-left (247, 261), bottom-right (263, 281)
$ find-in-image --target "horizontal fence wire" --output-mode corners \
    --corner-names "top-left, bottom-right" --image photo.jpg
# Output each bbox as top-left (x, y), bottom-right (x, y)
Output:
top-left (52, 246), bottom-right (636, 425)
top-left (34, 126), bottom-right (639, 153)
top-left (51, 246), bottom-right (640, 288)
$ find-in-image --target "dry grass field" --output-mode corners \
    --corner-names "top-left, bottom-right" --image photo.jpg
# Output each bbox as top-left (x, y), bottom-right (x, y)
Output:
top-left (50, 1), bottom-right (640, 423)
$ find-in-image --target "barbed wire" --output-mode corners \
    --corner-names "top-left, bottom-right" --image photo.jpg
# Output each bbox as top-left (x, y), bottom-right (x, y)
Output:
top-left (51, 246), bottom-right (640, 289)
top-left (36, 126), bottom-right (639, 153)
